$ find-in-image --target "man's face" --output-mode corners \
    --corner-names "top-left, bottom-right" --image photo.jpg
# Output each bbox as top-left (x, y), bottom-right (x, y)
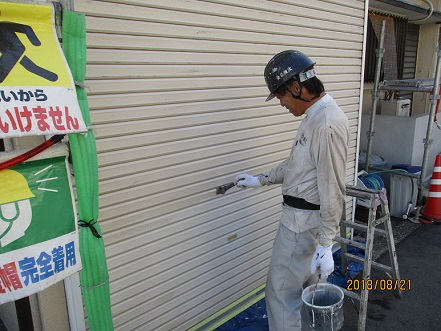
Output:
top-left (275, 86), bottom-right (304, 117)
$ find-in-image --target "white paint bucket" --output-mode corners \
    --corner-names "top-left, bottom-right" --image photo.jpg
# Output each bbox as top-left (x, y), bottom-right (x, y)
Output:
top-left (302, 283), bottom-right (344, 331)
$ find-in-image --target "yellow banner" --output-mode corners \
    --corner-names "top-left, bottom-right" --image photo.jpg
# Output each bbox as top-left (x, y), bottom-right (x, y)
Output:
top-left (0, 2), bottom-right (87, 138)
top-left (0, 2), bottom-right (70, 86)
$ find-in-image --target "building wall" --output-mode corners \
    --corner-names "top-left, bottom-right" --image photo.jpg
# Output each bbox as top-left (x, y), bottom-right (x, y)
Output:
top-left (73, 1), bottom-right (364, 329)
top-left (413, 24), bottom-right (440, 116)
top-left (360, 113), bottom-right (441, 172)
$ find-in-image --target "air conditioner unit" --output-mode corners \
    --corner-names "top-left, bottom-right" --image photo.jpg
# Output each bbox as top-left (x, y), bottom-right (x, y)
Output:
top-left (380, 99), bottom-right (410, 116)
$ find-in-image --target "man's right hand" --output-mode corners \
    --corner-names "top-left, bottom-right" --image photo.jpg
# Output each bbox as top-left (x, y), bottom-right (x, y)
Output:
top-left (234, 174), bottom-right (262, 188)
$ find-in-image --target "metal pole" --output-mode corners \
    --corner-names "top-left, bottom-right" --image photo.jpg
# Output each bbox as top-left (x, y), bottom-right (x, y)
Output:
top-left (416, 47), bottom-right (441, 210)
top-left (365, 20), bottom-right (386, 171)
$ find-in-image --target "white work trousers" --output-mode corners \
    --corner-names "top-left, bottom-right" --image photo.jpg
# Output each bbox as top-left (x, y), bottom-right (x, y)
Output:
top-left (266, 223), bottom-right (320, 331)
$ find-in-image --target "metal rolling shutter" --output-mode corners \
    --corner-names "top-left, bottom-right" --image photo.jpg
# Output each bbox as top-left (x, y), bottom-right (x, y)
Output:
top-left (74, 0), bottom-right (365, 329)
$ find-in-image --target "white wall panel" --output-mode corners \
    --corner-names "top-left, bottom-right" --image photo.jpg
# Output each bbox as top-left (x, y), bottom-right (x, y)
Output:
top-left (74, 0), bottom-right (365, 329)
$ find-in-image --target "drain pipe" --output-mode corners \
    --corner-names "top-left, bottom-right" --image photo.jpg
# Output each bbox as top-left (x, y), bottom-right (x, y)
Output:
top-left (409, 0), bottom-right (434, 24)
top-left (365, 20), bottom-right (386, 171)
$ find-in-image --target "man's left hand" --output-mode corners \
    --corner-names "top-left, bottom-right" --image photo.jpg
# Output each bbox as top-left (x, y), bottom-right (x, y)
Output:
top-left (310, 244), bottom-right (334, 280)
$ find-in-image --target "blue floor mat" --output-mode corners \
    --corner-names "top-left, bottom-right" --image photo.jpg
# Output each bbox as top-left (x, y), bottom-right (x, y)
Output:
top-left (215, 299), bottom-right (268, 331)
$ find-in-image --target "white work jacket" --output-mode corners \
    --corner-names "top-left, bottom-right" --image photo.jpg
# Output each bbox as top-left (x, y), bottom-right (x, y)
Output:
top-left (259, 94), bottom-right (350, 247)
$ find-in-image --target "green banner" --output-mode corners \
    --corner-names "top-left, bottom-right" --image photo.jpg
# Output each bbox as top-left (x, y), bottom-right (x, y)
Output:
top-left (0, 155), bottom-right (81, 304)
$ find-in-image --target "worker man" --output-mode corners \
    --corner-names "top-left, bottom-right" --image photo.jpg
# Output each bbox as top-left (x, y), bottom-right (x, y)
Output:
top-left (234, 50), bottom-right (350, 330)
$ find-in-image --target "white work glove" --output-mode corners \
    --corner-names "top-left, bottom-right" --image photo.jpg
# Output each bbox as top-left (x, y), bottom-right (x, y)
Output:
top-left (234, 174), bottom-right (262, 189)
top-left (310, 244), bottom-right (334, 280)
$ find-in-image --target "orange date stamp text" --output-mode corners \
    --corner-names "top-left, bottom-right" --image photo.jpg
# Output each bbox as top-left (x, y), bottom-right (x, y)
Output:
top-left (347, 279), bottom-right (411, 291)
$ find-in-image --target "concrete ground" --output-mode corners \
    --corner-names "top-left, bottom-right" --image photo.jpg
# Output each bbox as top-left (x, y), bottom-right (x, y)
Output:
top-left (340, 219), bottom-right (441, 331)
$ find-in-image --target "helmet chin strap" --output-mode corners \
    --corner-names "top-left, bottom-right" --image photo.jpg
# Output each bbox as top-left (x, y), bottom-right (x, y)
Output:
top-left (289, 87), bottom-right (321, 103)
top-left (282, 79), bottom-right (321, 103)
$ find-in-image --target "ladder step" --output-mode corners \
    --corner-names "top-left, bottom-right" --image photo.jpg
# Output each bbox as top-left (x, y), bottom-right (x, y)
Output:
top-left (344, 253), bottom-right (393, 274)
top-left (346, 185), bottom-right (379, 199)
top-left (341, 287), bottom-right (361, 301)
top-left (342, 221), bottom-right (387, 236)
top-left (372, 214), bottom-right (389, 227)
top-left (334, 236), bottom-right (366, 250)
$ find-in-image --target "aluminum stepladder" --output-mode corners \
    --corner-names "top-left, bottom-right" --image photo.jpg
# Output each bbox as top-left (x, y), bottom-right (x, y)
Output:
top-left (334, 185), bottom-right (402, 331)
